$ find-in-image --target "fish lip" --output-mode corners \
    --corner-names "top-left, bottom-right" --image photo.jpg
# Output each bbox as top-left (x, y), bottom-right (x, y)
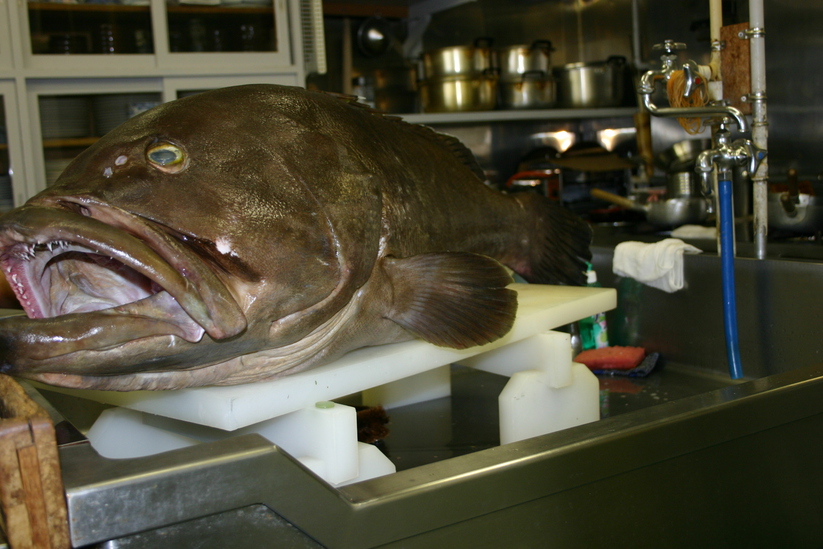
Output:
top-left (0, 199), bottom-right (247, 360)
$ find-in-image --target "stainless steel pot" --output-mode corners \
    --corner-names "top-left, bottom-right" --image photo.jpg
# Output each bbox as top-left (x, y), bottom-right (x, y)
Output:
top-left (372, 67), bottom-right (417, 114)
top-left (666, 171), bottom-right (700, 198)
top-left (767, 193), bottom-right (823, 233)
top-left (767, 169), bottom-right (823, 233)
top-left (499, 71), bottom-right (556, 110)
top-left (419, 73), bottom-right (498, 113)
top-left (591, 188), bottom-right (709, 228)
top-left (421, 38), bottom-right (496, 79)
top-left (656, 139), bottom-right (711, 173)
top-left (498, 41), bottom-right (553, 80)
top-left (554, 56), bottom-right (627, 108)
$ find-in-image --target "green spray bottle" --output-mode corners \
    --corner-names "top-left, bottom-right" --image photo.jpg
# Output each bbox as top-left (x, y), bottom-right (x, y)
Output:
top-left (579, 263), bottom-right (609, 350)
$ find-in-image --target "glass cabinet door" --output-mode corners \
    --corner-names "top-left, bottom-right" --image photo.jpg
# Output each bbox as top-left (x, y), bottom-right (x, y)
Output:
top-left (28, 2), bottom-right (154, 55)
top-left (38, 90), bottom-right (161, 186)
top-left (166, 0), bottom-right (276, 53)
top-left (0, 96), bottom-right (13, 213)
top-left (166, 0), bottom-right (278, 52)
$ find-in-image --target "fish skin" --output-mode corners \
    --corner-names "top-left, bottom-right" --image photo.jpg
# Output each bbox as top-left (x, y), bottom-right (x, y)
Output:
top-left (0, 84), bottom-right (591, 390)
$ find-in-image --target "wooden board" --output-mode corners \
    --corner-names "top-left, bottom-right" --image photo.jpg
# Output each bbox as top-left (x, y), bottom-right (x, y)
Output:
top-left (0, 375), bottom-right (70, 549)
top-left (720, 22), bottom-right (752, 115)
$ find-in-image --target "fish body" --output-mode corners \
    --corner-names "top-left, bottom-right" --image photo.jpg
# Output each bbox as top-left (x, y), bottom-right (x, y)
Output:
top-left (0, 84), bottom-right (590, 390)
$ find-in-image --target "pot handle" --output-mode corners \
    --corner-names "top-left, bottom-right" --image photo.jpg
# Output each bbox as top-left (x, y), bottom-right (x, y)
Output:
top-left (591, 188), bottom-right (644, 211)
top-left (530, 40), bottom-right (554, 52)
top-left (473, 37), bottom-right (495, 48)
top-left (606, 55), bottom-right (627, 67)
top-left (520, 69), bottom-right (548, 81)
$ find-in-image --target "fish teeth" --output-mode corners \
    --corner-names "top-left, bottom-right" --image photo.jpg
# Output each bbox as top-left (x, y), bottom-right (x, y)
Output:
top-left (10, 272), bottom-right (27, 303)
top-left (45, 240), bottom-right (69, 252)
top-left (17, 245), bottom-right (36, 261)
top-left (13, 240), bottom-right (72, 260)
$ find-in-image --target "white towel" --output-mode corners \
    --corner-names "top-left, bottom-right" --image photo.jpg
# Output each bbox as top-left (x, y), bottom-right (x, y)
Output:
top-left (670, 224), bottom-right (718, 240)
top-left (613, 238), bottom-right (702, 293)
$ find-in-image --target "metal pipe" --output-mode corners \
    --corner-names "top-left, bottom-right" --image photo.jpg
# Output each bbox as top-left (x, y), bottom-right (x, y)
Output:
top-left (631, 0), bottom-right (642, 69)
top-left (638, 63), bottom-right (749, 133)
top-left (342, 18), bottom-right (353, 95)
top-left (708, 0), bottom-right (723, 100)
top-left (639, 90), bottom-right (750, 133)
top-left (749, 0), bottom-right (769, 260)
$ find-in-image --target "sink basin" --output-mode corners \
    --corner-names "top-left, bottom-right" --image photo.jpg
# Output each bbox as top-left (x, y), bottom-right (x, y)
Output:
top-left (13, 248), bottom-right (823, 547)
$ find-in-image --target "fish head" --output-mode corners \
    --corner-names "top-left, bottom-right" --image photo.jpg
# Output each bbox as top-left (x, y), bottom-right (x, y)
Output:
top-left (0, 85), bottom-right (381, 388)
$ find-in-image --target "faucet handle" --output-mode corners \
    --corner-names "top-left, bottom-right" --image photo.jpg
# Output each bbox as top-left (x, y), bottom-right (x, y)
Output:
top-left (681, 61), bottom-right (706, 98)
top-left (733, 138), bottom-right (767, 176)
top-left (652, 40), bottom-right (687, 55)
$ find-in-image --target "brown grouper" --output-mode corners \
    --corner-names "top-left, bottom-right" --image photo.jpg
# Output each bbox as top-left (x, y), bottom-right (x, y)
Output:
top-left (0, 84), bottom-right (591, 390)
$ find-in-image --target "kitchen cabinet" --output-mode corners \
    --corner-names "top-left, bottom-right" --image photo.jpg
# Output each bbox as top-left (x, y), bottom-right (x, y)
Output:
top-left (0, 82), bottom-right (26, 211)
top-left (0, 0), bottom-right (322, 203)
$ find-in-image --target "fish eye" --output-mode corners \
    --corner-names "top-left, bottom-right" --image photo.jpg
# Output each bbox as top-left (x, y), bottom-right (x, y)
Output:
top-left (147, 142), bottom-right (188, 173)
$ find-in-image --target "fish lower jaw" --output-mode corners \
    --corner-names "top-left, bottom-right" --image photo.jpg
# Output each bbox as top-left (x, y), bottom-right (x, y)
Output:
top-left (2, 239), bottom-right (205, 343)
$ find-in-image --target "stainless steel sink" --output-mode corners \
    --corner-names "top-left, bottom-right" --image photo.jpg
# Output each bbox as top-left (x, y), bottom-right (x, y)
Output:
top-left (55, 363), bottom-right (823, 548)
top-left (12, 247), bottom-right (823, 547)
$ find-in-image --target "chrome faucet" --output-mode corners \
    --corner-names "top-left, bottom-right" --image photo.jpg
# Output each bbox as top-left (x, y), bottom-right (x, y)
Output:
top-left (638, 40), bottom-right (749, 133)
top-left (695, 122), bottom-right (764, 193)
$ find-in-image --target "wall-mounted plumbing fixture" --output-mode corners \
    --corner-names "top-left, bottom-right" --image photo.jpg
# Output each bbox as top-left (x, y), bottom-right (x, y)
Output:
top-left (637, 36), bottom-right (768, 381)
top-left (695, 122), bottom-right (766, 380)
top-left (637, 40), bottom-right (749, 134)
top-left (695, 123), bottom-right (764, 192)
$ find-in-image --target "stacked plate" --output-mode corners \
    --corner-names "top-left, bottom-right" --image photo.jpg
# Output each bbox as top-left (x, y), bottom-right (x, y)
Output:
top-left (45, 158), bottom-right (75, 186)
top-left (93, 94), bottom-right (160, 136)
top-left (0, 175), bottom-right (13, 212)
top-left (39, 96), bottom-right (92, 140)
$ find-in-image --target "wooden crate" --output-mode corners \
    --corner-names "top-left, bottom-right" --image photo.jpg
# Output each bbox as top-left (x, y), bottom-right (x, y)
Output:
top-left (0, 375), bottom-right (70, 549)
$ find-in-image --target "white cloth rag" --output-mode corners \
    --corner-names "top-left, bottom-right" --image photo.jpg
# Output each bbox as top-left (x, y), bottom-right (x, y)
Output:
top-left (671, 224), bottom-right (718, 240)
top-left (613, 238), bottom-right (702, 293)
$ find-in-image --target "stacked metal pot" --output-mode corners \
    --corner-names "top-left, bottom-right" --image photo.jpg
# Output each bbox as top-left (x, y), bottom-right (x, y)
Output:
top-left (497, 41), bottom-right (556, 110)
top-left (553, 56), bottom-right (629, 109)
top-left (417, 40), bottom-right (631, 112)
top-left (418, 38), bottom-right (498, 113)
top-left (418, 39), bottom-right (556, 112)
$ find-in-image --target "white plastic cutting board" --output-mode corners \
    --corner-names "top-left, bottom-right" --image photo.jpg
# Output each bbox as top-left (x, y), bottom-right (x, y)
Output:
top-left (36, 283), bottom-right (616, 431)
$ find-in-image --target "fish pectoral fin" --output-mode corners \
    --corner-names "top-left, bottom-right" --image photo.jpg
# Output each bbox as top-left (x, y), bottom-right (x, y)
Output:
top-left (382, 253), bottom-right (517, 349)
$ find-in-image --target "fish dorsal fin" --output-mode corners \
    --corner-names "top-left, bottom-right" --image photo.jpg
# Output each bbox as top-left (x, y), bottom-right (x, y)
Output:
top-left (381, 252), bottom-right (517, 349)
top-left (326, 91), bottom-right (487, 182)
top-left (413, 126), bottom-right (487, 182)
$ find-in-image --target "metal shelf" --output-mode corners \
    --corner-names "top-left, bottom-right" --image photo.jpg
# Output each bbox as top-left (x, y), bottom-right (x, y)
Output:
top-left (400, 107), bottom-right (638, 125)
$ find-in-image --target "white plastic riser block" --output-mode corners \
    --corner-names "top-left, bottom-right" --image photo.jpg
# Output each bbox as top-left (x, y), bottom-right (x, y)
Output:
top-left (459, 331), bottom-right (574, 388)
top-left (86, 407), bottom-right (200, 459)
top-left (85, 401), bottom-right (396, 487)
top-left (362, 364), bottom-right (451, 410)
top-left (498, 363), bottom-right (599, 445)
top-left (479, 331), bottom-right (600, 445)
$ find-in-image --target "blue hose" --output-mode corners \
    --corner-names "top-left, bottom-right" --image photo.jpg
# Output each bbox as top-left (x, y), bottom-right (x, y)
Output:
top-left (718, 178), bottom-right (743, 379)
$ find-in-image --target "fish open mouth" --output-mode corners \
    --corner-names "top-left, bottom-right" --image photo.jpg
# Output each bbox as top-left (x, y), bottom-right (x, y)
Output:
top-left (5, 239), bottom-right (207, 341)
top-left (0, 201), bottom-right (246, 369)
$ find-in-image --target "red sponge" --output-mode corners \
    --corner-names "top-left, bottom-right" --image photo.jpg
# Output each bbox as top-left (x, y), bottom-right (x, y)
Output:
top-left (575, 346), bottom-right (646, 371)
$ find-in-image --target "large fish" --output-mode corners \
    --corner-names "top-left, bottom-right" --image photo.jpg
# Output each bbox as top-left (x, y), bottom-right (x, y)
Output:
top-left (0, 84), bottom-right (591, 391)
